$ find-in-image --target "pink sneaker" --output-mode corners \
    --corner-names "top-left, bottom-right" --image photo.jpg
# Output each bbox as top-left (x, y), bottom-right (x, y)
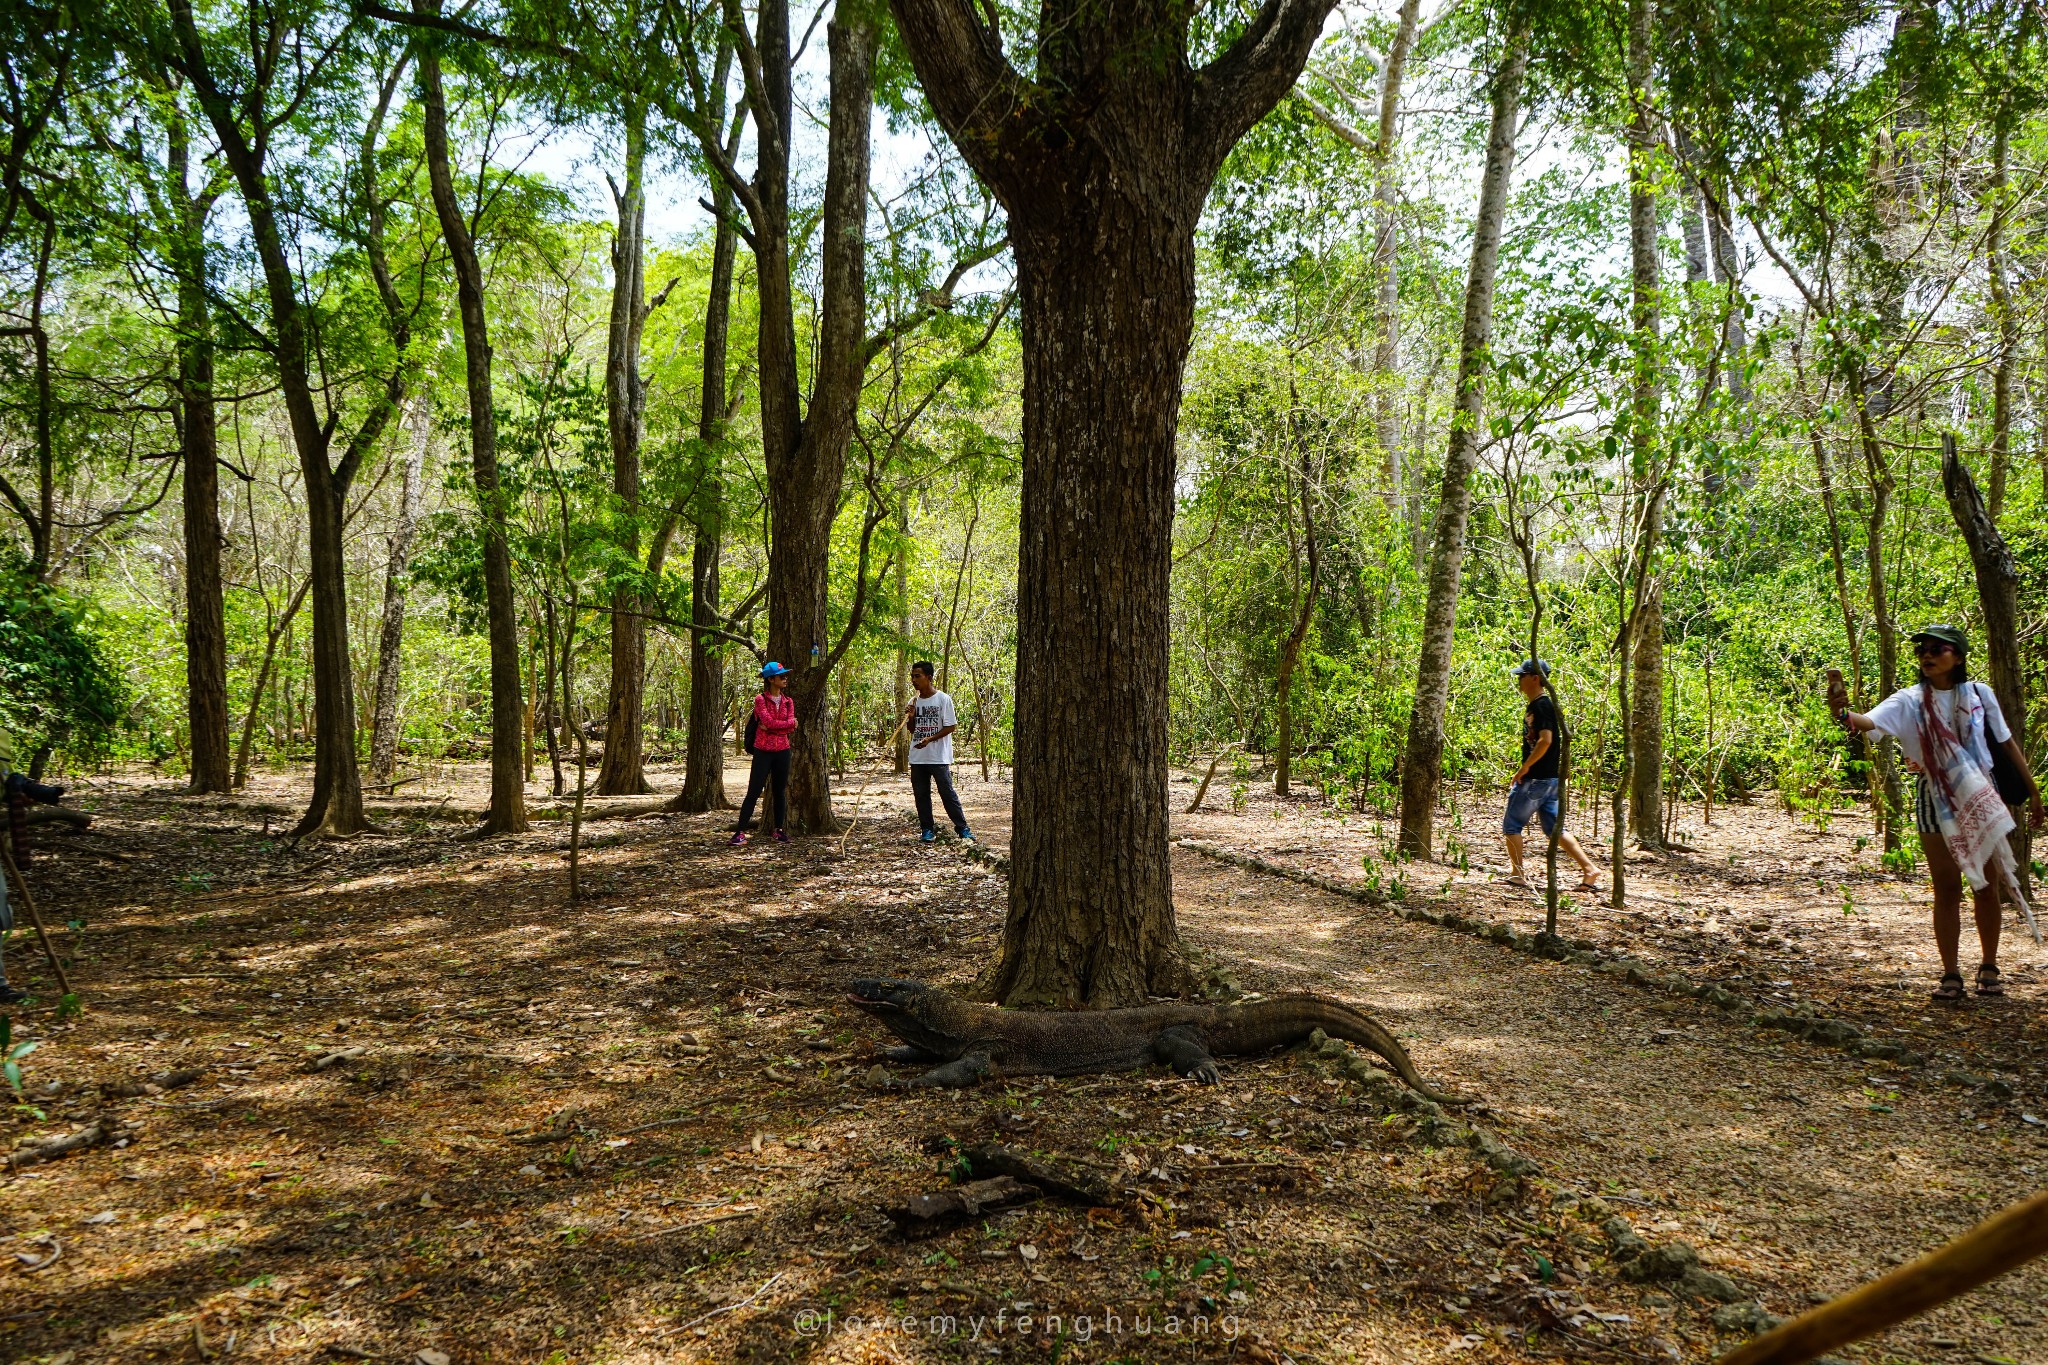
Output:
top-left (728, 831), bottom-right (748, 846)
top-left (773, 828), bottom-right (790, 843)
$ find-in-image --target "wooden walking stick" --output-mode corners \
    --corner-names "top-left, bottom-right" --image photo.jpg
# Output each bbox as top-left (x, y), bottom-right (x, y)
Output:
top-left (0, 841), bottom-right (72, 999)
top-left (1716, 1187), bottom-right (2048, 1365)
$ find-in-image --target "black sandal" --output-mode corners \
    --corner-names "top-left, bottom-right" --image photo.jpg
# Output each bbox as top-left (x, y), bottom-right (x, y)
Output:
top-left (1932, 971), bottom-right (1967, 1003)
top-left (1976, 964), bottom-right (2005, 998)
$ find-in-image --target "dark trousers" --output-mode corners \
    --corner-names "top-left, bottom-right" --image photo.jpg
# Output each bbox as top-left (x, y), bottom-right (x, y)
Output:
top-left (736, 748), bottom-right (792, 832)
top-left (912, 763), bottom-right (970, 835)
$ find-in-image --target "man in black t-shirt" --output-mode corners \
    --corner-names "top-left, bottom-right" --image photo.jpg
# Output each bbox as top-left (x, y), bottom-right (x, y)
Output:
top-left (1502, 659), bottom-right (1600, 892)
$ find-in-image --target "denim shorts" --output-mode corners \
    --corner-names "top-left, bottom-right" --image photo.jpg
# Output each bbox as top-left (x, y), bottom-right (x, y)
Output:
top-left (1502, 777), bottom-right (1561, 836)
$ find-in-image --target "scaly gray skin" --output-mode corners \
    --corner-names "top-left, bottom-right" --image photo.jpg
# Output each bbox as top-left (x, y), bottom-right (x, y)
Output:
top-left (848, 978), bottom-right (1470, 1104)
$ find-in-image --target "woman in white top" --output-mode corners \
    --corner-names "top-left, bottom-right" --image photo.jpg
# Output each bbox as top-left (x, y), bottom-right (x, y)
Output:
top-left (1832, 625), bottom-right (2044, 1001)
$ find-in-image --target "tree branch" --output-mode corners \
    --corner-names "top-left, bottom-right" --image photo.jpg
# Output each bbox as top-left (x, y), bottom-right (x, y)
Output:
top-left (1192, 0), bottom-right (1343, 175)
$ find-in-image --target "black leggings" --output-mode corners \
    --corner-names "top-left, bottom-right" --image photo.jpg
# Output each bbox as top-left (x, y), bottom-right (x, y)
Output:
top-left (736, 748), bottom-right (792, 832)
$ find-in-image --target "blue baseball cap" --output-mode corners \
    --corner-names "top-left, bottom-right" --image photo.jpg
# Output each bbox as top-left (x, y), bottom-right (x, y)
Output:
top-left (1510, 659), bottom-right (1551, 679)
top-left (760, 661), bottom-right (790, 678)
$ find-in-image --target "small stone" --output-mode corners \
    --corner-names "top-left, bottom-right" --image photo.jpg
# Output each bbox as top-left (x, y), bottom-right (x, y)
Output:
top-left (864, 1065), bottom-right (891, 1088)
top-left (413, 1352), bottom-right (452, 1365)
top-left (1678, 1267), bottom-right (1746, 1302)
top-left (1984, 1079), bottom-right (2015, 1101)
top-left (1622, 1241), bottom-right (1700, 1283)
top-left (1943, 1071), bottom-right (1988, 1089)
top-left (1710, 1301), bottom-right (1782, 1334)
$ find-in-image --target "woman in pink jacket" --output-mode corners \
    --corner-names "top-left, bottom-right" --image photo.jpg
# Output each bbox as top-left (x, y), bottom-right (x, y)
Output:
top-left (732, 662), bottom-right (798, 844)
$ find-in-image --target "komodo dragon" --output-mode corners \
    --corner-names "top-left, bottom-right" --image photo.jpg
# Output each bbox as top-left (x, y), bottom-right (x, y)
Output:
top-left (849, 977), bottom-right (1470, 1104)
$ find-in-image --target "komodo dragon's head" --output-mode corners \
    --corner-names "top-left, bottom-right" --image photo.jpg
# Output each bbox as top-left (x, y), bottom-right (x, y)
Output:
top-left (847, 978), bottom-right (973, 1055)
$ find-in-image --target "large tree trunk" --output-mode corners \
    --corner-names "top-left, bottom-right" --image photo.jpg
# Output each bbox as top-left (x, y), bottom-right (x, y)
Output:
top-left (171, 105), bottom-right (230, 794)
top-left (995, 189), bottom-right (1194, 1004)
top-left (421, 42), bottom-right (525, 834)
top-left (676, 158), bottom-right (740, 814)
top-left (1394, 31), bottom-right (1531, 859)
top-left (597, 102), bottom-right (652, 795)
top-left (368, 393), bottom-right (429, 781)
top-left (894, 0), bottom-right (1339, 1005)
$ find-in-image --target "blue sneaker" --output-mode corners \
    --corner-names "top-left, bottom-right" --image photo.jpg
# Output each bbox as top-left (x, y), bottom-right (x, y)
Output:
top-left (957, 828), bottom-right (975, 843)
top-left (918, 829), bottom-right (938, 844)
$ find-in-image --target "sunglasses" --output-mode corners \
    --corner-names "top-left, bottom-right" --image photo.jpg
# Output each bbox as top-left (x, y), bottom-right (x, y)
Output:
top-left (1913, 642), bottom-right (1955, 657)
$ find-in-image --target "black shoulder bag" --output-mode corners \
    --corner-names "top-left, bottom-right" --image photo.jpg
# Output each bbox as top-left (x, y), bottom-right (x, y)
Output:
top-left (1978, 684), bottom-right (2034, 806)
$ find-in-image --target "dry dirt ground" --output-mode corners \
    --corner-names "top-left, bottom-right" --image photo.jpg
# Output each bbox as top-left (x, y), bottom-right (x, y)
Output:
top-left (2, 758), bottom-right (2044, 1365)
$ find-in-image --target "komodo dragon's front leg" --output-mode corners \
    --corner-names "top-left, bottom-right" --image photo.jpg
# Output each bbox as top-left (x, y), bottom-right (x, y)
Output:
top-left (900, 1052), bottom-right (994, 1088)
top-left (880, 1045), bottom-right (942, 1063)
top-left (1153, 1026), bottom-right (1222, 1084)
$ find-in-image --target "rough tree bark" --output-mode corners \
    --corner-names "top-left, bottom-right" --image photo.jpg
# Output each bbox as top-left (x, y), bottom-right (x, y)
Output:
top-left (1393, 27), bottom-right (1531, 859)
top-left (1623, 0), bottom-right (1664, 850)
top-left (1942, 434), bottom-right (2028, 892)
top-left (168, 97), bottom-right (230, 793)
top-left (895, 0), bottom-right (1343, 1004)
top-left (596, 100), bottom-right (654, 795)
top-left (170, 5), bottom-right (412, 837)
top-left (368, 393), bottom-right (430, 781)
top-left (420, 34), bottom-right (527, 834)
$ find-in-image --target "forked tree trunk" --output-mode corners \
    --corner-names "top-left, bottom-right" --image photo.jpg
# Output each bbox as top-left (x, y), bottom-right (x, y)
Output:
top-left (895, 0), bottom-right (1341, 1005)
top-left (368, 393), bottom-right (429, 781)
top-left (175, 11), bottom-right (410, 837)
top-left (171, 106), bottom-right (230, 794)
top-left (421, 41), bottom-right (527, 834)
top-left (746, 0), bottom-right (876, 836)
top-left (597, 102), bottom-right (653, 795)
top-left (1394, 30), bottom-right (1530, 858)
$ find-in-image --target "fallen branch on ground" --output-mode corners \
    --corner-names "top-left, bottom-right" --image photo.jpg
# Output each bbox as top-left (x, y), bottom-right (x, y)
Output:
top-left (6, 1117), bottom-right (128, 1168)
top-left (1716, 1187), bottom-right (2048, 1365)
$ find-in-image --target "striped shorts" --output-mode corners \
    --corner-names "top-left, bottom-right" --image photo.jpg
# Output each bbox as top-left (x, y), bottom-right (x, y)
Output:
top-left (1914, 776), bottom-right (1939, 835)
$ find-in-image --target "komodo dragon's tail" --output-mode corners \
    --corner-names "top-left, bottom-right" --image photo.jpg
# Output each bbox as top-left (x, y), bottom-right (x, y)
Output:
top-left (1216, 996), bottom-right (1473, 1106)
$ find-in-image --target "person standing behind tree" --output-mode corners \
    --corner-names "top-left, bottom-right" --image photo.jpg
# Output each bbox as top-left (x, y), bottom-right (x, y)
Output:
top-left (1831, 624), bottom-right (2044, 1001)
top-left (730, 663), bottom-right (797, 846)
top-left (1502, 659), bottom-right (1601, 893)
top-left (905, 661), bottom-right (974, 845)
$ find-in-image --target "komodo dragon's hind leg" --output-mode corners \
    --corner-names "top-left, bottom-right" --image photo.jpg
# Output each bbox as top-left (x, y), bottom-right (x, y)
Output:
top-left (881, 1045), bottom-right (941, 1063)
top-left (901, 1053), bottom-right (994, 1088)
top-left (1154, 1026), bottom-right (1222, 1084)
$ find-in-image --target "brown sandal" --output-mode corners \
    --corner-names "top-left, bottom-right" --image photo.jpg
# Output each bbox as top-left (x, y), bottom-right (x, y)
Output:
top-left (1932, 972), bottom-right (1967, 1002)
top-left (1976, 964), bottom-right (2005, 997)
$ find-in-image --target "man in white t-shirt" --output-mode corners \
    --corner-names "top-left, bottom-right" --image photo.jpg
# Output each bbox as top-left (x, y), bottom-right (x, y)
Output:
top-left (905, 661), bottom-right (974, 844)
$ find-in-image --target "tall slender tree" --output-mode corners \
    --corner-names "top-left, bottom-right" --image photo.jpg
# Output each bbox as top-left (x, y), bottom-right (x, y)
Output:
top-left (419, 22), bottom-right (527, 834)
top-left (1394, 23), bottom-right (1532, 859)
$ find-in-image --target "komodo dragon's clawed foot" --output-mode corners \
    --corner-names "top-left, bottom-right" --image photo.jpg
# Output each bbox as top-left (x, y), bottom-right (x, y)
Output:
top-left (1154, 1025), bottom-right (1222, 1084)
top-left (881, 1044), bottom-right (941, 1063)
top-left (903, 1053), bottom-right (994, 1088)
